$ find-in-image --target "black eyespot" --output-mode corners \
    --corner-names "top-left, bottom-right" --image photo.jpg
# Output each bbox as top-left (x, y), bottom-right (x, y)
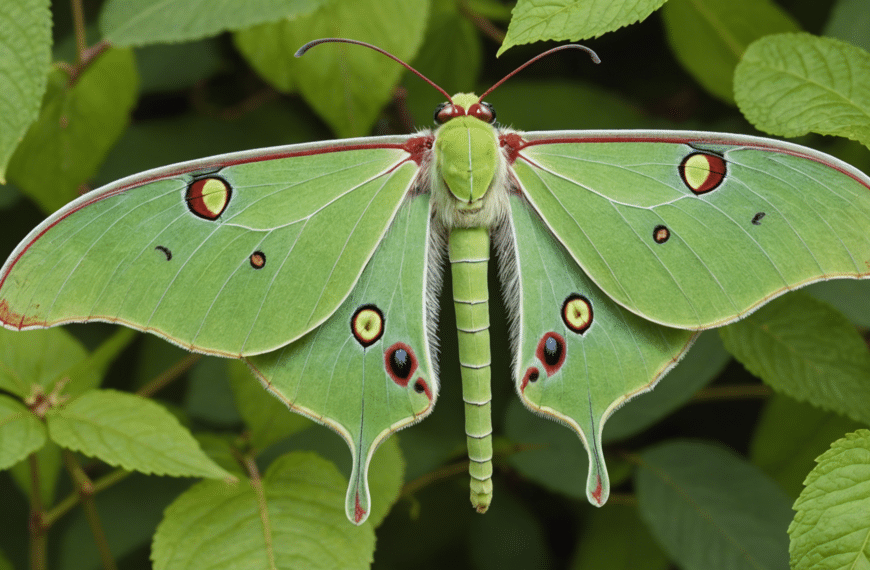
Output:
top-left (389, 347), bottom-right (412, 379)
top-left (528, 370), bottom-right (539, 383)
top-left (414, 380), bottom-right (426, 394)
top-left (543, 335), bottom-right (562, 366)
top-left (752, 212), bottom-right (766, 225)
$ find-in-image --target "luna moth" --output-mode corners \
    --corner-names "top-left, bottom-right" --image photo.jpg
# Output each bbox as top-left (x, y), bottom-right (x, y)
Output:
top-left (2, 39), bottom-right (870, 526)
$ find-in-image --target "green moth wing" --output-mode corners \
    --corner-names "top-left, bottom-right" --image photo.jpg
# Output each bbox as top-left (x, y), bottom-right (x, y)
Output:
top-left (502, 194), bottom-right (695, 506)
top-left (0, 137), bottom-right (422, 356)
top-left (246, 195), bottom-right (438, 525)
top-left (507, 131), bottom-right (870, 329)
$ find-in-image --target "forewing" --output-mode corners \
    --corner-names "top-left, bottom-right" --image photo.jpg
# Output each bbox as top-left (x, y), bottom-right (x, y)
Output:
top-left (0, 136), bottom-right (426, 356)
top-left (509, 130), bottom-right (870, 329)
top-left (501, 195), bottom-right (695, 505)
top-left (246, 195), bottom-right (439, 524)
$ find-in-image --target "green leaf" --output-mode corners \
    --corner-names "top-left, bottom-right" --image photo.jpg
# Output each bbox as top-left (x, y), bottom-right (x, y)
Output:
top-left (152, 452), bottom-right (375, 570)
top-left (100, 0), bottom-right (324, 46)
top-left (0, 394), bottom-right (45, 470)
top-left (9, 439), bottom-right (61, 505)
top-left (233, 0), bottom-right (429, 137)
top-left (734, 33), bottom-right (870, 147)
top-left (6, 48), bottom-right (139, 213)
top-left (823, 0), bottom-right (870, 55)
top-left (365, 436), bottom-right (405, 528)
top-left (193, 432), bottom-right (247, 479)
top-left (46, 389), bottom-right (231, 479)
top-left (0, 0), bottom-right (51, 183)
top-left (789, 429), bottom-right (870, 570)
top-left (228, 360), bottom-right (311, 452)
top-left (719, 292), bottom-right (870, 426)
top-left (570, 504), bottom-right (669, 570)
top-left (605, 331), bottom-right (730, 441)
top-left (497, 0), bottom-right (667, 56)
top-left (134, 40), bottom-right (223, 93)
top-left (0, 327), bottom-right (89, 398)
top-left (63, 326), bottom-right (137, 395)
top-left (662, 0), bottom-right (800, 103)
top-left (185, 357), bottom-right (241, 425)
top-left (751, 395), bottom-right (864, 498)
top-left (635, 441), bottom-right (793, 570)
top-left (806, 279), bottom-right (870, 328)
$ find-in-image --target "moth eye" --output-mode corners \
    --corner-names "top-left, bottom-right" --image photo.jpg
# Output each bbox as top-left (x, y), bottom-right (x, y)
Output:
top-left (535, 332), bottom-right (566, 376)
top-left (468, 102), bottom-right (496, 124)
top-left (434, 103), bottom-right (465, 124)
top-left (384, 342), bottom-right (418, 387)
top-left (351, 304), bottom-right (384, 347)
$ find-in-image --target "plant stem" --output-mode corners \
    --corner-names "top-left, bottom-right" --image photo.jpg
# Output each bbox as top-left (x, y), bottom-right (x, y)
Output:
top-left (28, 453), bottom-right (47, 570)
top-left (63, 451), bottom-right (118, 570)
top-left (70, 0), bottom-right (87, 63)
top-left (244, 456), bottom-right (277, 570)
top-left (45, 468), bottom-right (131, 527)
top-left (692, 384), bottom-right (772, 402)
top-left (459, 1), bottom-right (506, 44)
top-left (136, 353), bottom-right (201, 398)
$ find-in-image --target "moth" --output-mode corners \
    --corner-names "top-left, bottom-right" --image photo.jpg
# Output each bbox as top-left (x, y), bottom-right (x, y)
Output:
top-left (2, 39), bottom-right (869, 524)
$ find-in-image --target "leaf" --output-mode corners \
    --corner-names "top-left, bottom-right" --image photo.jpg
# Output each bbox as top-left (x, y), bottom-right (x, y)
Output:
top-left (750, 394), bottom-right (864, 498)
top-left (635, 441), bottom-right (793, 570)
top-left (8, 439), bottom-right (61, 505)
top-left (605, 331), bottom-right (730, 441)
top-left (228, 359), bottom-right (311, 452)
top-left (789, 429), bottom-right (870, 570)
top-left (232, 0), bottom-right (429, 137)
top-left (6, 48), bottom-right (139, 213)
top-left (570, 504), bottom-right (669, 570)
top-left (0, 327), bottom-right (89, 397)
top-left (134, 39), bottom-right (223, 93)
top-left (46, 389), bottom-right (231, 479)
top-left (719, 292), bottom-right (870, 426)
top-left (497, 0), bottom-right (667, 56)
top-left (185, 357), bottom-right (241, 425)
top-left (806, 279), bottom-right (870, 328)
top-left (662, 0), bottom-right (800, 103)
top-left (62, 326), bottom-right (137, 395)
top-left (0, 0), bottom-right (51, 183)
top-left (823, 0), bottom-right (870, 54)
top-left (151, 452), bottom-right (375, 570)
top-left (734, 33), bottom-right (870, 147)
top-left (100, 0), bottom-right (324, 46)
top-left (0, 394), bottom-right (45, 470)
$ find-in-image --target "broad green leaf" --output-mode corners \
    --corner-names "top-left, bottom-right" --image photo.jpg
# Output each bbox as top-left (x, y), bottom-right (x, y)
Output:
top-left (46, 389), bottom-right (231, 479)
top-left (6, 48), bottom-right (139, 214)
top-left (570, 504), bottom-right (669, 570)
top-left (185, 357), bottom-right (241, 425)
top-left (605, 331), bottom-right (730, 441)
top-left (0, 0), bottom-right (51, 183)
top-left (497, 0), bottom-right (668, 56)
top-left (505, 398), bottom-right (588, 500)
top-left (0, 327), bottom-right (89, 397)
top-left (365, 436), bottom-right (405, 528)
top-left (228, 359), bottom-right (311, 452)
top-left (9, 440), bottom-right (61, 505)
top-left (751, 395), bottom-right (864, 498)
top-left (635, 441), bottom-right (793, 570)
top-left (233, 0), bottom-right (429, 137)
top-left (719, 292), bottom-right (870, 426)
top-left (405, 0), bottom-right (482, 127)
top-left (0, 394), bottom-right (45, 470)
top-left (662, 0), bottom-right (800, 103)
top-left (63, 326), bottom-right (137, 395)
top-left (468, 492), bottom-right (551, 570)
top-left (194, 432), bottom-right (247, 479)
top-left (58, 474), bottom-right (192, 570)
top-left (734, 33), bottom-right (870, 147)
top-left (100, 0), bottom-right (324, 46)
top-left (806, 279), bottom-right (870, 328)
top-left (152, 452), bottom-right (375, 570)
top-left (134, 40), bottom-right (223, 93)
top-left (789, 429), bottom-right (870, 570)
top-left (823, 0), bottom-right (870, 54)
